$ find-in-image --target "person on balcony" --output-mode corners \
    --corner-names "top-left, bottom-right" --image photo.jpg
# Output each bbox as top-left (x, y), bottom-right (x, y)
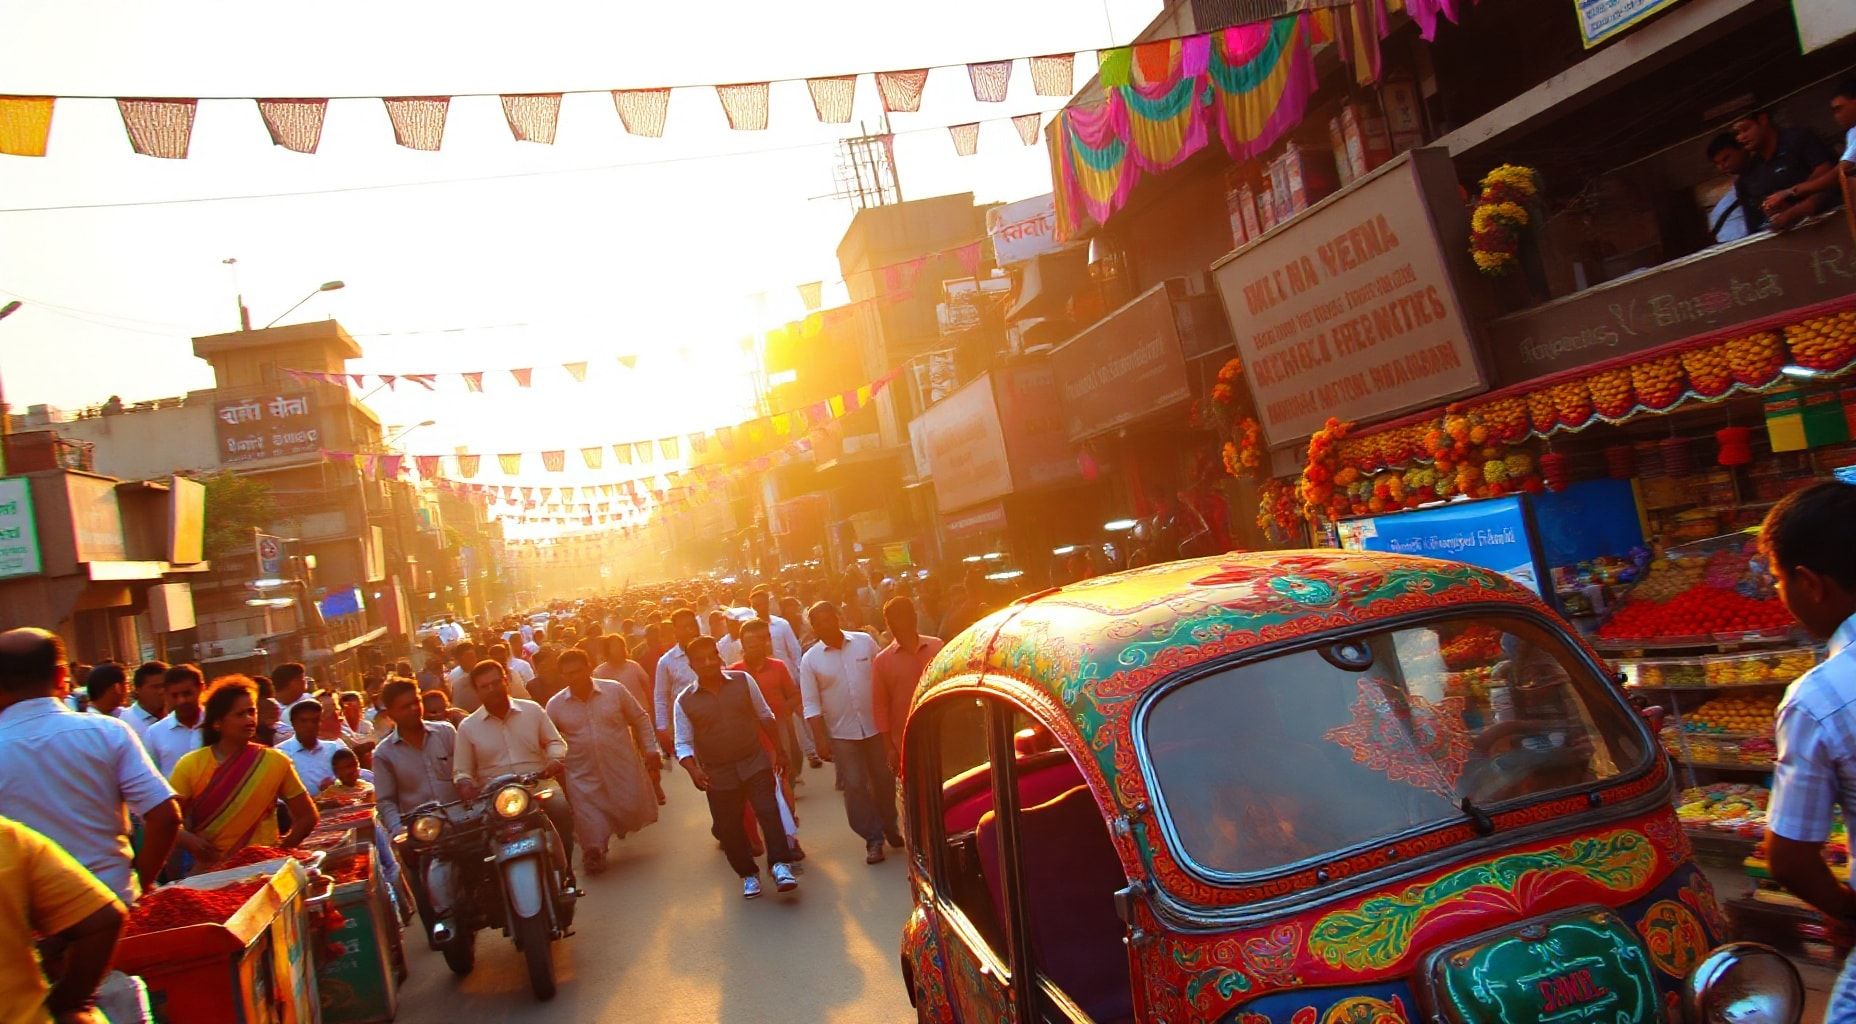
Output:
top-left (1729, 108), bottom-right (1840, 232)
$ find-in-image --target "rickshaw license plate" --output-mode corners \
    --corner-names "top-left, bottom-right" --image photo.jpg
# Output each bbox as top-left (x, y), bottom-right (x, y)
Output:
top-left (1426, 908), bottom-right (1660, 1024)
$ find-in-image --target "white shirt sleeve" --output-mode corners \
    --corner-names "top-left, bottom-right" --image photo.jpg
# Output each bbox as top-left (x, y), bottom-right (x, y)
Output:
top-left (112, 720), bottom-right (177, 816)
top-left (745, 677), bottom-right (775, 721)
top-left (672, 692), bottom-right (695, 762)
top-left (799, 650), bottom-right (823, 720)
top-left (654, 657), bottom-right (674, 732)
top-left (1843, 125), bottom-right (1856, 165)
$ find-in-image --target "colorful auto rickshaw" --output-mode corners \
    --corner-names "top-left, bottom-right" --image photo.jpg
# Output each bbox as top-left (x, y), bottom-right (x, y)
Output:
top-left (899, 551), bottom-right (1803, 1024)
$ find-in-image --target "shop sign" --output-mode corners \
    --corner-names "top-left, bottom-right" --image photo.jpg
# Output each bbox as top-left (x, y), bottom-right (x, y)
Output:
top-left (1795, 0), bottom-right (1856, 52)
top-left (994, 364), bottom-right (1082, 492)
top-left (1051, 283), bottom-right (1193, 442)
top-left (0, 477), bottom-right (42, 579)
top-left (1487, 214), bottom-right (1856, 385)
top-left (1339, 496), bottom-right (1546, 596)
top-left (317, 587), bottom-right (366, 620)
top-left (215, 391), bottom-right (320, 464)
top-left (922, 374), bottom-right (1013, 513)
top-left (256, 533), bottom-right (285, 577)
top-left (1211, 149), bottom-right (1486, 448)
top-left (986, 193), bottom-right (1060, 266)
top-left (944, 500), bottom-right (1008, 539)
top-left (65, 474), bottom-right (127, 563)
top-left (1575, 0), bottom-right (1683, 48)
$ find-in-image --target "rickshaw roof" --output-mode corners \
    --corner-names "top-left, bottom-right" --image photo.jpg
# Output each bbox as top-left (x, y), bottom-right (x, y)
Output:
top-left (916, 550), bottom-right (1543, 791)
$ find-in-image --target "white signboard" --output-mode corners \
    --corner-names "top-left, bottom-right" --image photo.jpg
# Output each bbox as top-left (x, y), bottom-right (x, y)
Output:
top-left (1794, 0), bottom-right (1856, 52)
top-left (986, 193), bottom-right (1060, 266)
top-left (1575, 0), bottom-right (1683, 47)
top-left (1211, 150), bottom-right (1485, 448)
top-left (0, 478), bottom-right (43, 579)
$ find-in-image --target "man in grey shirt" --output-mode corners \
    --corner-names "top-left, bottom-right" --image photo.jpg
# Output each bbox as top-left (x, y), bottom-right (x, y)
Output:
top-left (374, 678), bottom-right (463, 937)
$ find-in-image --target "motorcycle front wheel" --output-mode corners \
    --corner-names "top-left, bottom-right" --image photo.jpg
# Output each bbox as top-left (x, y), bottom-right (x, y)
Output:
top-left (514, 911), bottom-right (556, 1000)
top-left (441, 928), bottom-right (476, 976)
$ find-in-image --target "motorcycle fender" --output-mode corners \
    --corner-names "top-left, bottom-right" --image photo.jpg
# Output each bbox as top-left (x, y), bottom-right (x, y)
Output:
top-left (501, 855), bottom-right (547, 921)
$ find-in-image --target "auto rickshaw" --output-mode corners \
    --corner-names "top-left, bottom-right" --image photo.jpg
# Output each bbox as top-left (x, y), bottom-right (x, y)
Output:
top-left (898, 551), bottom-right (1803, 1024)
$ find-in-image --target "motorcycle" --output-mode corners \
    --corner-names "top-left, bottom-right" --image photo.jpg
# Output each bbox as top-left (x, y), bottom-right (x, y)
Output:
top-left (402, 772), bottom-right (578, 999)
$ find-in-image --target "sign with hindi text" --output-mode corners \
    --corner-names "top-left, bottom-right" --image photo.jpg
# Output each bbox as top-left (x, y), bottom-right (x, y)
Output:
top-left (986, 193), bottom-right (1061, 266)
top-left (1575, 0), bottom-right (1684, 48)
top-left (215, 392), bottom-right (320, 464)
top-left (0, 478), bottom-right (42, 579)
top-left (1212, 149), bottom-right (1485, 448)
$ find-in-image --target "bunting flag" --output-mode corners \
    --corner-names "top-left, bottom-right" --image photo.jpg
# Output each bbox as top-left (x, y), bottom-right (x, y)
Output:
top-left (617, 354), bottom-right (638, 370)
top-left (949, 122), bottom-right (980, 156)
top-left (541, 449), bottom-right (566, 472)
top-left (117, 99), bottom-right (196, 159)
top-left (956, 241), bottom-right (983, 275)
top-left (689, 432), bottom-right (710, 455)
top-left (378, 454), bottom-right (404, 478)
top-left (797, 281), bottom-right (823, 311)
top-left (612, 88), bottom-right (670, 137)
top-left (257, 99), bottom-right (327, 154)
top-left (383, 97), bottom-right (450, 151)
top-left (806, 76), bottom-right (856, 123)
top-left (613, 443), bottom-right (633, 464)
top-left (1405, 0), bottom-right (1474, 39)
top-left (635, 441), bottom-right (655, 464)
top-left (717, 425), bottom-right (736, 450)
top-left (498, 453), bottom-right (523, 474)
top-left (876, 70), bottom-right (930, 113)
top-left (1097, 47), bottom-right (1133, 88)
top-left (563, 361), bottom-right (588, 381)
top-left (882, 257), bottom-right (926, 301)
top-left (350, 374), bottom-right (365, 388)
top-left (511, 367), bottom-right (533, 388)
top-left (1013, 112), bottom-right (1042, 146)
top-left (580, 446), bottom-right (603, 469)
top-left (716, 83), bottom-right (770, 130)
top-left (462, 371), bottom-right (485, 392)
top-left (415, 455), bottom-right (441, 477)
top-left (501, 94), bottom-right (562, 144)
top-left (658, 436), bottom-right (680, 460)
top-left (968, 60), bottom-right (1013, 102)
top-left (406, 374), bottom-right (438, 390)
top-left (456, 454), bottom-right (481, 478)
top-left (0, 96), bottom-right (54, 157)
top-left (1029, 54), bottom-right (1075, 96)
top-left (378, 374), bottom-right (399, 391)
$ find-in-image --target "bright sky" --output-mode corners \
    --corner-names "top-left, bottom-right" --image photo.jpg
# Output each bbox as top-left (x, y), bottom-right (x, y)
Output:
top-left (0, 0), bottom-right (1160, 485)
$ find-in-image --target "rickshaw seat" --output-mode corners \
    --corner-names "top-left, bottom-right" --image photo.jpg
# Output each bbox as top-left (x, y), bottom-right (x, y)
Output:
top-left (975, 785), bottom-right (1133, 1024)
top-left (944, 752), bottom-right (1084, 833)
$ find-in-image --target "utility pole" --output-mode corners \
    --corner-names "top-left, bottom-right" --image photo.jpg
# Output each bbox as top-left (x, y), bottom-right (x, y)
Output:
top-left (223, 258), bottom-right (252, 331)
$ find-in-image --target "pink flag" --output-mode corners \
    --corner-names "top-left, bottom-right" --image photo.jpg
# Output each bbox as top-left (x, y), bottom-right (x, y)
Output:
top-left (117, 99), bottom-right (196, 159)
top-left (956, 241), bottom-right (983, 275)
top-left (876, 70), bottom-right (929, 112)
top-left (378, 454), bottom-right (404, 478)
top-left (967, 61), bottom-right (1012, 102)
top-left (1029, 54), bottom-right (1075, 96)
top-left (511, 367), bottom-right (533, 388)
top-left (949, 122), bottom-right (980, 157)
top-left (256, 99), bottom-right (326, 154)
top-left (462, 371), bottom-right (484, 392)
top-left (611, 89), bottom-right (670, 137)
top-left (456, 454), bottom-right (481, 478)
top-left (379, 374), bottom-right (398, 390)
top-left (716, 83), bottom-right (770, 130)
top-left (1013, 112), bottom-right (1042, 146)
top-left (882, 257), bottom-right (926, 301)
top-left (350, 375), bottom-right (366, 388)
top-left (383, 97), bottom-right (450, 151)
top-left (806, 76), bottom-right (856, 124)
top-left (500, 94), bottom-right (561, 144)
top-left (563, 361), bottom-right (588, 381)
top-left (406, 374), bottom-right (438, 390)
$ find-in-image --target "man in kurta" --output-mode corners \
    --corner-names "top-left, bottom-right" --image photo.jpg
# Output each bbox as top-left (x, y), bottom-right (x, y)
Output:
top-left (546, 649), bottom-right (662, 873)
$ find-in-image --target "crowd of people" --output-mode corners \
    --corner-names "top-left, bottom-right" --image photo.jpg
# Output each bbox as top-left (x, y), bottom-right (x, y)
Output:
top-left (1705, 82), bottom-right (1856, 242)
top-left (0, 558), bottom-right (978, 1021)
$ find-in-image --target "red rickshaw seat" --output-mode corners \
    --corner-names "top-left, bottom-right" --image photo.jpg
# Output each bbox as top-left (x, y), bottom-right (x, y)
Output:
top-left (975, 785), bottom-right (1133, 1024)
top-left (944, 753), bottom-right (1083, 834)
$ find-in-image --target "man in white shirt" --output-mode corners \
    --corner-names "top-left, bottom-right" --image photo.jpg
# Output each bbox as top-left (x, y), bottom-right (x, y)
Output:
top-left (799, 601), bottom-right (897, 863)
top-left (276, 699), bottom-right (342, 793)
top-left (83, 664), bottom-right (129, 718)
top-left (143, 664), bottom-right (206, 777)
top-left (716, 611), bottom-right (746, 667)
top-left (447, 641), bottom-right (482, 714)
top-left (653, 608), bottom-right (703, 755)
top-left (119, 661), bottom-right (168, 744)
top-left (453, 660), bottom-right (573, 870)
top-left (0, 628), bottom-right (182, 903)
top-left (490, 642), bottom-right (536, 698)
top-left (1833, 79), bottom-right (1856, 180)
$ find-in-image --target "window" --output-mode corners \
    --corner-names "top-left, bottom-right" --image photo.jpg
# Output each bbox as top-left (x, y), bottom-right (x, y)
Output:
top-left (1144, 613), bottom-right (1650, 878)
top-left (920, 695), bottom-right (1009, 958)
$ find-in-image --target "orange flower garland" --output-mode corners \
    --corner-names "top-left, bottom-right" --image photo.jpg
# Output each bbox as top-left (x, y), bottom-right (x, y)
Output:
top-left (1299, 416), bottom-right (1353, 521)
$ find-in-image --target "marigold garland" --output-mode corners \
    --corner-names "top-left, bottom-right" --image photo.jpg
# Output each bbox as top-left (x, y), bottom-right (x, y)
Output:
top-left (1258, 478), bottom-right (1299, 542)
top-left (1469, 164), bottom-right (1540, 277)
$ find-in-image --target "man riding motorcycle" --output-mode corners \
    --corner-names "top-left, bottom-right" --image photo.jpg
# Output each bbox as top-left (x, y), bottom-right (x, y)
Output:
top-left (373, 678), bottom-right (462, 934)
top-left (452, 659), bottom-right (577, 889)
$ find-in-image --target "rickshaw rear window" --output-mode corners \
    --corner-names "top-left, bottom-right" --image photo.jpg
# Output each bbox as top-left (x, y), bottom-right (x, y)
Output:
top-left (1143, 614), bottom-right (1649, 879)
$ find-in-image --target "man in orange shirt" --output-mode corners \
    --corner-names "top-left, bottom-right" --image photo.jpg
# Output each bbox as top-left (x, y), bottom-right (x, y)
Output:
top-left (872, 598), bottom-right (944, 773)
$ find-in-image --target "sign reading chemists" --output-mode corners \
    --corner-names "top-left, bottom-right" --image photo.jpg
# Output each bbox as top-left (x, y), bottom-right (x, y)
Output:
top-left (0, 477), bottom-right (43, 579)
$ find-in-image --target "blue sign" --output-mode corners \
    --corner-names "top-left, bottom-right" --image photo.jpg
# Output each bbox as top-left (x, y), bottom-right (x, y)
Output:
top-left (1339, 496), bottom-right (1545, 595)
top-left (317, 587), bottom-right (366, 620)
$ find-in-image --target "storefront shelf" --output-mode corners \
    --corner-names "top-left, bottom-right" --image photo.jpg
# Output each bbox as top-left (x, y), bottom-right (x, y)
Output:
top-left (1674, 757), bottom-right (1775, 773)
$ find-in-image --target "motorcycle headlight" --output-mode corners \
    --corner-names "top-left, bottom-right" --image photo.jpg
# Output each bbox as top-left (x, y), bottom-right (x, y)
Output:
top-left (409, 814), bottom-right (445, 843)
top-left (1685, 942), bottom-right (1802, 1024)
top-left (493, 785), bottom-right (531, 820)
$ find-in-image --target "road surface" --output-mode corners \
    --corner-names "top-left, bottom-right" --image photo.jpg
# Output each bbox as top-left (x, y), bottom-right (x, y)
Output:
top-left (389, 765), bottom-right (918, 1024)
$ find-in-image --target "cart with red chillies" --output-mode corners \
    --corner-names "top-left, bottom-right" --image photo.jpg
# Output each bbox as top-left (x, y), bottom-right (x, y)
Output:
top-left (116, 859), bottom-right (321, 1023)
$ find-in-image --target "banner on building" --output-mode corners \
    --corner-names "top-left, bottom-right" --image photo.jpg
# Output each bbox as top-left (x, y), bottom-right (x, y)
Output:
top-left (1575, 0), bottom-right (1684, 47)
top-left (215, 392), bottom-right (320, 464)
top-left (985, 193), bottom-right (1060, 266)
top-left (0, 478), bottom-right (42, 579)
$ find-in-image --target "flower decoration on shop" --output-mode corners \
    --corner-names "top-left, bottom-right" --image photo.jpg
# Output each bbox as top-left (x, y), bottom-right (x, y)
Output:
top-left (1257, 478), bottom-right (1301, 544)
top-left (1468, 164), bottom-right (1540, 277)
top-left (1285, 305), bottom-right (1856, 527)
top-left (1207, 357), bottom-right (1265, 482)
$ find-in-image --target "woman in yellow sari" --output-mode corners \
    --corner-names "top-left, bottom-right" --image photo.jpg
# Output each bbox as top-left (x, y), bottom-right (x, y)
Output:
top-left (171, 675), bottom-right (319, 870)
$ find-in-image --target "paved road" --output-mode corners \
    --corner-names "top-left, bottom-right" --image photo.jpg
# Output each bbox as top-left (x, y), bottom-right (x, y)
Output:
top-left (390, 766), bottom-right (917, 1024)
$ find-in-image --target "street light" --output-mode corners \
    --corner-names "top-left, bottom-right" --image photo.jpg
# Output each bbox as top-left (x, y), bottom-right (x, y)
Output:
top-left (384, 420), bottom-right (437, 447)
top-left (263, 280), bottom-right (346, 329)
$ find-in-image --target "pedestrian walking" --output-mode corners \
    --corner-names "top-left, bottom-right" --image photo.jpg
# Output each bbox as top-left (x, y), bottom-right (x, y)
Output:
top-left (119, 661), bottom-right (168, 744)
top-left (546, 650), bottom-right (661, 874)
top-left (653, 608), bottom-right (702, 760)
top-left (673, 637), bottom-right (798, 898)
top-left (143, 664), bottom-right (206, 777)
top-left (800, 601), bottom-right (900, 864)
top-left (872, 597), bottom-right (945, 773)
top-left (170, 677), bottom-right (319, 870)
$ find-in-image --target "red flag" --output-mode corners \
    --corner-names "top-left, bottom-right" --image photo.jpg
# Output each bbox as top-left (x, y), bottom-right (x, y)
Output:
top-left (415, 455), bottom-right (440, 477)
top-left (511, 368), bottom-right (533, 388)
